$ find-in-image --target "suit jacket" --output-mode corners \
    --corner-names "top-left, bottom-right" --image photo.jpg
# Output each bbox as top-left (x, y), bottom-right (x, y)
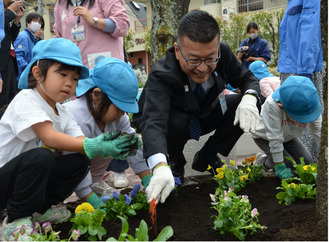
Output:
top-left (0, 9), bottom-right (20, 73)
top-left (133, 41), bottom-right (261, 159)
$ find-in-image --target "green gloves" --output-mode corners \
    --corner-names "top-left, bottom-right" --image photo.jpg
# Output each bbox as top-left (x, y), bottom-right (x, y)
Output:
top-left (83, 131), bottom-right (142, 159)
top-left (141, 174), bottom-right (152, 189)
top-left (275, 163), bottom-right (295, 179)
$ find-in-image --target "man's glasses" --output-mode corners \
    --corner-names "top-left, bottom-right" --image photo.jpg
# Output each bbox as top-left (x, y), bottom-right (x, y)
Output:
top-left (177, 44), bottom-right (220, 67)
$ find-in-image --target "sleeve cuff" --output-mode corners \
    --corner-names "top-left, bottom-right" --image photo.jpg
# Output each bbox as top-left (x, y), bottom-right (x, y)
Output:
top-left (147, 153), bottom-right (167, 170)
top-left (103, 18), bottom-right (116, 33)
top-left (272, 152), bottom-right (283, 164)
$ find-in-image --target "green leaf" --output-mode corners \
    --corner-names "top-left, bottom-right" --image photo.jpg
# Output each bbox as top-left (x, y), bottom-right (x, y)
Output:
top-left (285, 197), bottom-right (295, 205)
top-left (88, 226), bottom-right (98, 236)
top-left (117, 216), bottom-right (129, 241)
top-left (276, 191), bottom-right (287, 200)
top-left (135, 220), bottom-right (148, 241)
top-left (154, 226), bottom-right (174, 241)
top-left (132, 203), bottom-right (143, 210)
top-left (287, 187), bottom-right (296, 196)
top-left (214, 220), bottom-right (224, 228)
top-left (97, 226), bottom-right (106, 240)
top-left (106, 237), bottom-right (118, 241)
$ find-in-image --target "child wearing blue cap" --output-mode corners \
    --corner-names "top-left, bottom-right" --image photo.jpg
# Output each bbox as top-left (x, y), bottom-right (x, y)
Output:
top-left (0, 38), bottom-right (140, 241)
top-left (64, 57), bottom-right (152, 209)
top-left (252, 76), bottom-right (322, 179)
top-left (249, 60), bottom-right (280, 99)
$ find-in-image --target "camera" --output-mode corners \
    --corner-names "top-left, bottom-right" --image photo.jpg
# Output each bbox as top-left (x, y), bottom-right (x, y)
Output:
top-left (236, 47), bottom-right (253, 60)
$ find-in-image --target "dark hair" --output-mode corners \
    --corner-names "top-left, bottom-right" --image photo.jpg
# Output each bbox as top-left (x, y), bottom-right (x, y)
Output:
top-left (58, 0), bottom-right (95, 9)
top-left (27, 59), bottom-right (82, 88)
top-left (247, 22), bottom-right (258, 32)
top-left (177, 10), bottom-right (220, 45)
top-left (85, 88), bottom-right (112, 122)
top-left (25, 12), bottom-right (45, 29)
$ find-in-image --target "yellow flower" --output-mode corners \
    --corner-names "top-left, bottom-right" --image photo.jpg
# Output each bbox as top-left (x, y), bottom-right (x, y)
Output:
top-left (223, 164), bottom-right (228, 169)
top-left (229, 160), bottom-right (236, 166)
top-left (245, 155), bottom-right (256, 164)
top-left (240, 174), bottom-right (249, 181)
top-left (303, 165), bottom-right (316, 171)
top-left (75, 202), bottom-right (95, 214)
top-left (207, 165), bottom-right (212, 170)
top-left (216, 172), bottom-right (224, 179)
top-left (287, 183), bottom-right (296, 189)
top-left (247, 167), bottom-right (251, 172)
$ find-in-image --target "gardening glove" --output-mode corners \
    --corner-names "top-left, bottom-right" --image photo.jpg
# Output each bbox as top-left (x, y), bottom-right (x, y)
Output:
top-left (141, 174), bottom-right (152, 189)
top-left (83, 132), bottom-right (137, 159)
top-left (146, 165), bottom-right (175, 204)
top-left (234, 94), bottom-right (259, 133)
top-left (115, 133), bottom-right (142, 159)
top-left (275, 163), bottom-right (295, 179)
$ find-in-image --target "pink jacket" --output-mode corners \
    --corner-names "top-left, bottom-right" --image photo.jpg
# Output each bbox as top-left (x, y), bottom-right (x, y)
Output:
top-left (53, 0), bottom-right (130, 68)
top-left (259, 76), bottom-right (281, 98)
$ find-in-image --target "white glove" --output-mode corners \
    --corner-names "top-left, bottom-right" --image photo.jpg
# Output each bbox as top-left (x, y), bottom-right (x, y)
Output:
top-left (145, 165), bottom-right (175, 204)
top-left (233, 94), bottom-right (259, 133)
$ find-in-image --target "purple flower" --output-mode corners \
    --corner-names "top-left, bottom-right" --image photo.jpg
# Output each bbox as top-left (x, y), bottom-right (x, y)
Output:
top-left (42, 222), bottom-right (52, 233)
top-left (133, 184), bottom-right (141, 192)
top-left (124, 194), bottom-right (131, 205)
top-left (102, 195), bottom-right (112, 203)
top-left (33, 222), bottom-right (41, 231)
top-left (209, 193), bottom-right (215, 202)
top-left (112, 191), bottom-right (120, 201)
top-left (19, 225), bottom-right (26, 235)
top-left (228, 187), bottom-right (234, 193)
top-left (251, 208), bottom-right (258, 217)
top-left (174, 177), bottom-right (182, 187)
top-left (31, 229), bottom-right (38, 236)
top-left (130, 189), bottom-right (138, 199)
top-left (71, 229), bottom-right (81, 241)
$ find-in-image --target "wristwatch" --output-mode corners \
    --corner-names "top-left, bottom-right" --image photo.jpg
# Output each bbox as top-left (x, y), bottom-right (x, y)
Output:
top-left (244, 89), bottom-right (261, 104)
top-left (93, 17), bottom-right (99, 27)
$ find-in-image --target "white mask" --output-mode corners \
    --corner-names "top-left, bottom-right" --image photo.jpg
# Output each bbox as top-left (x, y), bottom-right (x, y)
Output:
top-left (248, 33), bottom-right (258, 40)
top-left (29, 21), bottom-right (41, 33)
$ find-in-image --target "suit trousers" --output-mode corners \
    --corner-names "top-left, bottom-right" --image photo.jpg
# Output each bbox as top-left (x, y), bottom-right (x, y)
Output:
top-left (0, 147), bottom-right (90, 222)
top-left (166, 94), bottom-right (244, 167)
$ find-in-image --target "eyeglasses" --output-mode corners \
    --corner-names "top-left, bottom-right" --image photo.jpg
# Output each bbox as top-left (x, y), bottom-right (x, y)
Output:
top-left (177, 44), bottom-right (220, 67)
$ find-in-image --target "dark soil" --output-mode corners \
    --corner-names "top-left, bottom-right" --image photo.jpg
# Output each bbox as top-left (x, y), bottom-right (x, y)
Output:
top-left (54, 175), bottom-right (328, 241)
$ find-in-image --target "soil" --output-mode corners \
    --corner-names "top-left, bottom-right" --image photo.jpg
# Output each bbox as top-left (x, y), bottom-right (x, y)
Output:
top-left (54, 175), bottom-right (328, 241)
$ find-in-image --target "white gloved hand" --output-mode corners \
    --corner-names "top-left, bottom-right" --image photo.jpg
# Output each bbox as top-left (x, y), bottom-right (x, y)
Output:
top-left (233, 94), bottom-right (259, 133)
top-left (145, 165), bottom-right (175, 204)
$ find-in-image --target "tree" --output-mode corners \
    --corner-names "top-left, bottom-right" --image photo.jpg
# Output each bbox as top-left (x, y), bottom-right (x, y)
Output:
top-left (316, 0), bottom-right (327, 228)
top-left (150, 0), bottom-right (190, 65)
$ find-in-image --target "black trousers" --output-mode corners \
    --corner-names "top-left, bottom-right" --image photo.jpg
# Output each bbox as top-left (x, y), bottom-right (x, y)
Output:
top-left (166, 94), bottom-right (244, 167)
top-left (0, 147), bottom-right (90, 222)
top-left (0, 55), bottom-right (19, 118)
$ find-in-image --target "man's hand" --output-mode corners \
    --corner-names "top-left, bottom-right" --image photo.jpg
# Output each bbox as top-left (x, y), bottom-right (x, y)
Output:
top-left (0, 78), bottom-right (2, 93)
top-left (234, 94), bottom-right (259, 133)
top-left (145, 164), bottom-right (175, 203)
top-left (7, 0), bottom-right (23, 13)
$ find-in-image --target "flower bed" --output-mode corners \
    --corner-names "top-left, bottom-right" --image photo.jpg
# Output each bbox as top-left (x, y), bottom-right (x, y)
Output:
top-left (53, 175), bottom-right (327, 241)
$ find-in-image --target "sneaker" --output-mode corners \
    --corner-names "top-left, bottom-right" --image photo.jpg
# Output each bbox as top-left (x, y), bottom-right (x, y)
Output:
top-left (32, 203), bottom-right (71, 224)
top-left (103, 170), bottom-right (112, 182)
top-left (113, 171), bottom-right (129, 188)
top-left (254, 153), bottom-right (274, 171)
top-left (2, 216), bottom-right (33, 241)
top-left (91, 180), bottom-right (115, 197)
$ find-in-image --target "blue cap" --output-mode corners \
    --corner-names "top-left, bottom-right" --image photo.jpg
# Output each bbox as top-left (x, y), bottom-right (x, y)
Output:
top-left (272, 76), bottom-right (321, 123)
top-left (249, 60), bottom-right (273, 80)
top-left (18, 38), bottom-right (89, 89)
top-left (76, 57), bottom-right (139, 113)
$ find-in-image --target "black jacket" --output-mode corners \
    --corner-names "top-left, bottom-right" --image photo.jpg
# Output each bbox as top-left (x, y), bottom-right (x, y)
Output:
top-left (0, 9), bottom-right (20, 72)
top-left (133, 41), bottom-right (260, 159)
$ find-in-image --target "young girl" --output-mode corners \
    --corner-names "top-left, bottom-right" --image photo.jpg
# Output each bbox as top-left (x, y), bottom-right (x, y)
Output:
top-left (64, 57), bottom-right (152, 209)
top-left (0, 38), bottom-right (139, 241)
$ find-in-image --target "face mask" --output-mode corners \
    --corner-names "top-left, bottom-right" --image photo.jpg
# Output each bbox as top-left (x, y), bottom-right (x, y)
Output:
top-left (248, 33), bottom-right (258, 40)
top-left (29, 21), bottom-right (41, 33)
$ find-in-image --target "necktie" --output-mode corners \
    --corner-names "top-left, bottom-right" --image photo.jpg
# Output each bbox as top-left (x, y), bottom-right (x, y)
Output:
top-left (189, 84), bottom-right (205, 141)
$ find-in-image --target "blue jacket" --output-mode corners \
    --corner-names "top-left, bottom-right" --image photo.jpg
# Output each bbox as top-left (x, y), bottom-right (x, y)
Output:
top-left (239, 36), bottom-right (271, 68)
top-left (277, 0), bottom-right (323, 75)
top-left (14, 28), bottom-right (38, 80)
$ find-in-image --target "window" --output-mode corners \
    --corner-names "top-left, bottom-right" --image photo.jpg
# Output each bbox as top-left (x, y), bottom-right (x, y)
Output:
top-left (204, 0), bottom-right (221, 5)
top-left (238, 0), bottom-right (263, 13)
top-left (130, 53), bottom-right (135, 58)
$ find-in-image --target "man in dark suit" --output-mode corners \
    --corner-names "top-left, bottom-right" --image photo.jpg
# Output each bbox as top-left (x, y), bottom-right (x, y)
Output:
top-left (0, 0), bottom-right (24, 116)
top-left (133, 10), bottom-right (261, 203)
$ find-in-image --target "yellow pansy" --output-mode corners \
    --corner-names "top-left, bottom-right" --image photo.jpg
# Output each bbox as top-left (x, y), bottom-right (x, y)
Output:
top-left (287, 183), bottom-right (296, 189)
top-left (75, 202), bottom-right (95, 214)
top-left (247, 167), bottom-right (251, 172)
top-left (240, 174), bottom-right (249, 181)
top-left (303, 165), bottom-right (316, 171)
top-left (216, 172), bottom-right (224, 179)
top-left (229, 160), bottom-right (236, 166)
top-left (207, 165), bottom-right (212, 171)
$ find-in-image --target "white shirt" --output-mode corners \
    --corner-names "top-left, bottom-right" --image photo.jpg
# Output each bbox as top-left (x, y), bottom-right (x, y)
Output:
top-left (0, 89), bottom-right (84, 168)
